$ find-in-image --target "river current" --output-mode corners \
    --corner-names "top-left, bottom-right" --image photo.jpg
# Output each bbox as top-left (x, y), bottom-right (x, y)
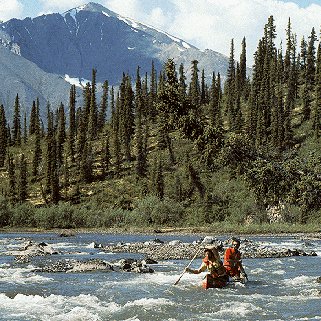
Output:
top-left (0, 232), bottom-right (320, 321)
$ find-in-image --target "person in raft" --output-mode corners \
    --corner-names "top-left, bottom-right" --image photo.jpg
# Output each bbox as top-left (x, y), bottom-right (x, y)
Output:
top-left (185, 245), bottom-right (228, 289)
top-left (223, 237), bottom-right (247, 282)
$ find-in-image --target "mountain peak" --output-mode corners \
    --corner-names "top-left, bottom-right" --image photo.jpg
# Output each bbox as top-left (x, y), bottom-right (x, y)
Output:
top-left (62, 2), bottom-right (117, 18)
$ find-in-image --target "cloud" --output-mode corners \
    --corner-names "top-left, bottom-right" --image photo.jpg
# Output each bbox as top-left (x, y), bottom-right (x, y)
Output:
top-left (0, 0), bottom-right (23, 21)
top-left (102, 0), bottom-right (143, 18)
top-left (1, 0), bottom-right (320, 67)
top-left (38, 0), bottom-right (86, 13)
top-left (164, 0), bottom-right (321, 65)
top-left (103, 0), bottom-right (321, 65)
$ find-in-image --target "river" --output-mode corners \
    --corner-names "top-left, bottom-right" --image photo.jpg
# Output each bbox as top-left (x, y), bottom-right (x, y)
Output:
top-left (0, 232), bottom-right (320, 321)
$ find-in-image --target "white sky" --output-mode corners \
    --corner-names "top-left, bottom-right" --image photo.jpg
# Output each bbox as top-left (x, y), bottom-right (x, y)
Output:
top-left (0, 0), bottom-right (320, 65)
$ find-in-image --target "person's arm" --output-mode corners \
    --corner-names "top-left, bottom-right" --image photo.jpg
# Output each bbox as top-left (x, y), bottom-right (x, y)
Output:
top-left (185, 262), bottom-right (207, 274)
top-left (238, 259), bottom-right (247, 277)
top-left (224, 248), bottom-right (235, 266)
top-left (225, 248), bottom-right (242, 267)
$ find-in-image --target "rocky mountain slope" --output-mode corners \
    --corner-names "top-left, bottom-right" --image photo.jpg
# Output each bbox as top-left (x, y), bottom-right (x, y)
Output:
top-left (0, 2), bottom-right (229, 116)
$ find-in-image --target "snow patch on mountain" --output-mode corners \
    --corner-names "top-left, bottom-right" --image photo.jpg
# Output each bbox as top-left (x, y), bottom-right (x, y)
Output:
top-left (64, 74), bottom-right (90, 88)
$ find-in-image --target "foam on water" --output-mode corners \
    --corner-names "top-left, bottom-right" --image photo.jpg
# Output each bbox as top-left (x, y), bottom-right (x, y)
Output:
top-left (0, 293), bottom-right (118, 321)
top-left (0, 263), bottom-right (10, 268)
top-left (124, 297), bottom-right (174, 309)
top-left (283, 275), bottom-right (311, 286)
top-left (251, 268), bottom-right (265, 274)
top-left (51, 241), bottom-right (78, 250)
top-left (122, 317), bottom-right (140, 321)
top-left (214, 302), bottom-right (263, 318)
top-left (101, 271), bottom-right (200, 288)
top-left (0, 266), bottom-right (53, 284)
top-left (272, 269), bottom-right (286, 275)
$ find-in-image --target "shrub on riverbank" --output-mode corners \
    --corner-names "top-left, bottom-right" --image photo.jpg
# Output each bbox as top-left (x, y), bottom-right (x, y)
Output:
top-left (0, 195), bottom-right (320, 234)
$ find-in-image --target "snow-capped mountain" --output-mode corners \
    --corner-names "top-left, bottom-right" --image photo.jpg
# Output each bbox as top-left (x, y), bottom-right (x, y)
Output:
top-left (0, 2), bottom-right (229, 115)
top-left (0, 2), bottom-right (229, 83)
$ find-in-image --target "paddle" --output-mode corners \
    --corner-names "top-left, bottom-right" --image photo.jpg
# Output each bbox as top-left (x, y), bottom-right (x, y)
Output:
top-left (240, 265), bottom-right (249, 283)
top-left (173, 247), bottom-right (202, 286)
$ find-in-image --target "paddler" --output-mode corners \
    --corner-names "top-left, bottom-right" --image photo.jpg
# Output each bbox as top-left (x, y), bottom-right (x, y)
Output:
top-left (185, 245), bottom-right (228, 289)
top-left (223, 237), bottom-right (247, 282)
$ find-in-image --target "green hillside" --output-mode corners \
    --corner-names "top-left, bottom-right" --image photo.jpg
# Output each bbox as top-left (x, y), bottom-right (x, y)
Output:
top-left (0, 16), bottom-right (320, 233)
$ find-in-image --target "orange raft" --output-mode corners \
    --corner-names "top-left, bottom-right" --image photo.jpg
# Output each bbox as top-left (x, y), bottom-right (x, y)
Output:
top-left (202, 274), bottom-right (228, 289)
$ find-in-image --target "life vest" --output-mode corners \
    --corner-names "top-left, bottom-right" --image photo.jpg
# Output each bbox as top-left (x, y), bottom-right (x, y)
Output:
top-left (203, 257), bottom-right (226, 278)
top-left (224, 248), bottom-right (242, 276)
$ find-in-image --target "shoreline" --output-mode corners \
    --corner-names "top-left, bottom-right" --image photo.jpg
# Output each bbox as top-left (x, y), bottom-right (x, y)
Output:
top-left (0, 226), bottom-right (320, 239)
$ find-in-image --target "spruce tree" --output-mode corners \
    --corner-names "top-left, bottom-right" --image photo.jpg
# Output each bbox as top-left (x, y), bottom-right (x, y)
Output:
top-left (63, 156), bottom-right (69, 199)
top-left (7, 125), bottom-right (12, 147)
top-left (113, 92), bottom-right (122, 176)
top-left (68, 85), bottom-right (76, 161)
top-left (101, 131), bottom-right (111, 178)
top-left (225, 39), bottom-right (236, 130)
top-left (0, 105), bottom-right (7, 167)
top-left (23, 111), bottom-right (27, 144)
top-left (179, 63), bottom-right (187, 101)
top-left (299, 37), bottom-right (307, 86)
top-left (200, 69), bottom-right (207, 104)
top-left (88, 69), bottom-right (98, 140)
top-left (313, 42), bottom-right (321, 139)
top-left (97, 80), bottom-right (109, 133)
top-left (80, 140), bottom-right (93, 182)
top-left (12, 94), bottom-right (21, 146)
top-left (29, 100), bottom-right (37, 135)
top-left (302, 28), bottom-right (317, 121)
top-left (50, 138), bottom-right (60, 204)
top-left (155, 158), bottom-right (164, 200)
top-left (119, 74), bottom-right (135, 161)
top-left (31, 103), bottom-right (42, 180)
top-left (189, 60), bottom-right (200, 109)
top-left (45, 105), bottom-right (54, 194)
top-left (187, 161), bottom-right (205, 199)
top-left (135, 67), bottom-right (147, 178)
top-left (210, 72), bottom-right (218, 126)
top-left (239, 37), bottom-right (247, 95)
top-left (56, 103), bottom-right (66, 167)
top-left (82, 82), bottom-right (91, 132)
top-left (149, 60), bottom-right (158, 120)
top-left (284, 18), bottom-right (293, 82)
top-left (7, 153), bottom-right (16, 201)
top-left (77, 108), bottom-right (87, 161)
top-left (17, 153), bottom-right (28, 203)
top-left (234, 63), bottom-right (243, 132)
top-left (306, 28), bottom-right (317, 87)
top-left (156, 59), bottom-right (182, 163)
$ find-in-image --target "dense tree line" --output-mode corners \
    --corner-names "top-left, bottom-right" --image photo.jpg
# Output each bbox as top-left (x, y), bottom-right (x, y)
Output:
top-left (0, 15), bottom-right (320, 228)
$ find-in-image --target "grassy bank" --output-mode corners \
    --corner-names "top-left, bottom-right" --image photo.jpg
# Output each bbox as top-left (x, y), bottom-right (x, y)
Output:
top-left (0, 222), bottom-right (320, 236)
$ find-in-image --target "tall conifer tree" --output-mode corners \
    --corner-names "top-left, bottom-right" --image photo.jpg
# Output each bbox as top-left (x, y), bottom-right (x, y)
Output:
top-left (97, 80), bottom-right (109, 133)
top-left (88, 69), bottom-right (98, 140)
top-left (31, 101), bottom-right (42, 180)
top-left (57, 103), bottom-right (66, 167)
top-left (313, 42), bottom-right (321, 139)
top-left (7, 153), bottom-right (16, 201)
top-left (12, 94), bottom-right (21, 146)
top-left (68, 85), bottom-right (76, 161)
top-left (17, 153), bottom-right (28, 202)
top-left (0, 105), bottom-right (7, 167)
top-left (239, 37), bottom-right (247, 95)
top-left (225, 39), bottom-right (236, 130)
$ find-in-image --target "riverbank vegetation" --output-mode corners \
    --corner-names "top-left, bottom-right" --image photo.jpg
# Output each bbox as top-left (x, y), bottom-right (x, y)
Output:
top-left (0, 16), bottom-right (320, 232)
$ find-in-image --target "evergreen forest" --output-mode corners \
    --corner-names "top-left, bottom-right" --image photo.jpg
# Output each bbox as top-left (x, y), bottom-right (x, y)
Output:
top-left (0, 16), bottom-right (320, 232)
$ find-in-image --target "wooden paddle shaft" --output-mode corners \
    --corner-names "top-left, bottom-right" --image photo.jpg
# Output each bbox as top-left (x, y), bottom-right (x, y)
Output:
top-left (173, 247), bottom-right (201, 285)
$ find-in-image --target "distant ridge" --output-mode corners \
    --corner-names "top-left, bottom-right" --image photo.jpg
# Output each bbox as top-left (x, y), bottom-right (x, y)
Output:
top-left (0, 2), bottom-right (229, 114)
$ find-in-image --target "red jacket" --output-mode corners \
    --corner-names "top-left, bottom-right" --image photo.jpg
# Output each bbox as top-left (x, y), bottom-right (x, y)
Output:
top-left (223, 247), bottom-right (242, 277)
